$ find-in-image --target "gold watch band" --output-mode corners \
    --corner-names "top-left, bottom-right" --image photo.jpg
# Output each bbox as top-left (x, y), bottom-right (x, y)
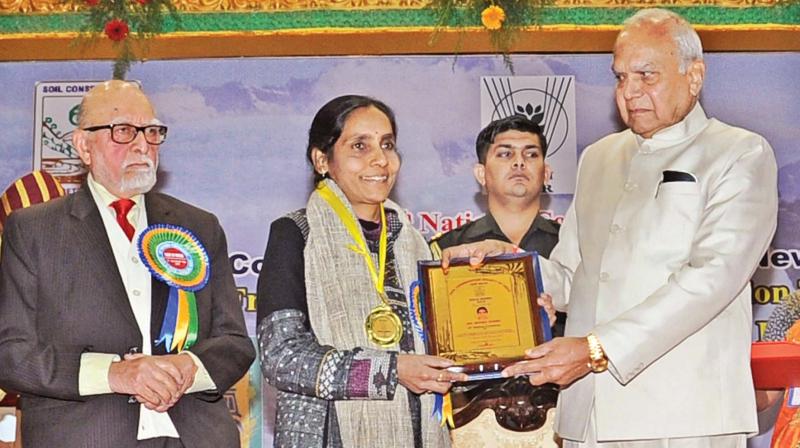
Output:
top-left (587, 332), bottom-right (608, 373)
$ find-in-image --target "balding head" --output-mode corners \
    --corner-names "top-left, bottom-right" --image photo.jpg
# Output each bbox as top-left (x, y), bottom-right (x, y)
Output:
top-left (616, 9), bottom-right (703, 74)
top-left (77, 80), bottom-right (155, 129)
top-left (73, 80), bottom-right (161, 198)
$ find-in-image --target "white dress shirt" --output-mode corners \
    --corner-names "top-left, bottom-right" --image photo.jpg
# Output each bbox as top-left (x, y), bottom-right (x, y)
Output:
top-left (78, 175), bottom-right (216, 440)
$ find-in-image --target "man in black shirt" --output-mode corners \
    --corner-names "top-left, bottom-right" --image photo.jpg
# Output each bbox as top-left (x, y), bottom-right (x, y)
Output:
top-left (431, 115), bottom-right (563, 445)
top-left (431, 114), bottom-right (564, 334)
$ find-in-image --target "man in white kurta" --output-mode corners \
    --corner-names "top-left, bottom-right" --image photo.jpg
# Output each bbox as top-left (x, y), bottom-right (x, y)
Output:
top-left (503, 8), bottom-right (778, 447)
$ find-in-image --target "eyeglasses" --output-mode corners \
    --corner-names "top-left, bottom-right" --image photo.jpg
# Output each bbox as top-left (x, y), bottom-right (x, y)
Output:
top-left (83, 123), bottom-right (168, 145)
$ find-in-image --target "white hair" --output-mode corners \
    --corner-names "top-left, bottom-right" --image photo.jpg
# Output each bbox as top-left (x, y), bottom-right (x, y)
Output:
top-left (622, 8), bottom-right (704, 73)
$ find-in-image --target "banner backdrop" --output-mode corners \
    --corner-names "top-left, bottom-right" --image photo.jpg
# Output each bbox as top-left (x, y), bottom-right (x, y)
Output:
top-left (0, 53), bottom-right (798, 447)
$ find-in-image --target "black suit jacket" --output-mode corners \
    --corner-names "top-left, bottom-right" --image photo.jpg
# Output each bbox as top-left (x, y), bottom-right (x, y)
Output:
top-left (0, 187), bottom-right (255, 447)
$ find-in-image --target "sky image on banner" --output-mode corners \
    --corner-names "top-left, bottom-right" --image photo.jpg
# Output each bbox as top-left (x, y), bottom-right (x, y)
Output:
top-left (0, 52), bottom-right (798, 447)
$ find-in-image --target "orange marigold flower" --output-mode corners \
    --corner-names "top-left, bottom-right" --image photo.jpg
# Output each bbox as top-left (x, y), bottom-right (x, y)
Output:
top-left (104, 19), bottom-right (129, 41)
top-left (481, 5), bottom-right (506, 30)
top-left (84, 0), bottom-right (99, 5)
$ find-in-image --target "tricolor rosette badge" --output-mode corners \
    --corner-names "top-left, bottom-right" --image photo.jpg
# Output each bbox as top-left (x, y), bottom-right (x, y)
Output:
top-left (138, 224), bottom-right (210, 352)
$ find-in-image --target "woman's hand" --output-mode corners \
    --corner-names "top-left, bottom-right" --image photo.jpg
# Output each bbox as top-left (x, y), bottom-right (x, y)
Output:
top-left (538, 292), bottom-right (557, 327)
top-left (397, 354), bottom-right (468, 395)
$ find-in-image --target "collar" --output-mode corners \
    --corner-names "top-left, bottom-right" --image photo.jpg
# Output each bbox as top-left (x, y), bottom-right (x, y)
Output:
top-left (86, 174), bottom-right (145, 209)
top-left (362, 209), bottom-right (403, 245)
top-left (635, 102), bottom-right (709, 153)
top-left (531, 214), bottom-right (560, 236)
top-left (317, 177), bottom-right (407, 224)
top-left (464, 212), bottom-right (558, 243)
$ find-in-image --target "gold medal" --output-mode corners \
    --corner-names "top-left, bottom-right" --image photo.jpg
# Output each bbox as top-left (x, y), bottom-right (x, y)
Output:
top-left (365, 302), bottom-right (403, 348)
top-left (318, 182), bottom-right (402, 348)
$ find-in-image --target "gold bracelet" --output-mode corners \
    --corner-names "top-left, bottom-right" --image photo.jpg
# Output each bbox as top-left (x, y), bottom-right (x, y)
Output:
top-left (586, 332), bottom-right (608, 373)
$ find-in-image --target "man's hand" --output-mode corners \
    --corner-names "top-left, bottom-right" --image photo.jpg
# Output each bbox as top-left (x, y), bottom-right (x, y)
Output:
top-left (501, 337), bottom-right (593, 387)
top-left (161, 353), bottom-right (198, 396)
top-left (108, 354), bottom-right (182, 408)
top-left (109, 353), bottom-right (198, 412)
top-left (440, 239), bottom-right (517, 271)
top-left (538, 293), bottom-right (557, 327)
top-left (398, 354), bottom-right (469, 395)
top-left (132, 353), bottom-right (198, 412)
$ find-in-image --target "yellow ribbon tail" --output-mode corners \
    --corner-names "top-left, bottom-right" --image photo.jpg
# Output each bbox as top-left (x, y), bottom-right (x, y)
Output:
top-left (443, 392), bottom-right (454, 428)
top-left (347, 243), bottom-right (367, 255)
top-left (171, 290), bottom-right (190, 351)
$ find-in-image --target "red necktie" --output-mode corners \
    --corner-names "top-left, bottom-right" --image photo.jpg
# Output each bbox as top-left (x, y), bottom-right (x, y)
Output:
top-left (110, 198), bottom-right (136, 241)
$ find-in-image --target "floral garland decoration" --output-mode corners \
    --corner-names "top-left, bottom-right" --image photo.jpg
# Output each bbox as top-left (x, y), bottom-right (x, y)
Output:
top-left (71, 0), bottom-right (179, 79)
top-left (429, 0), bottom-right (553, 73)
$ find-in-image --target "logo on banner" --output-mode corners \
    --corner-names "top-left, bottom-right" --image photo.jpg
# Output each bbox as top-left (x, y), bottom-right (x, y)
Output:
top-left (33, 81), bottom-right (140, 194)
top-left (480, 76), bottom-right (578, 195)
top-left (33, 82), bottom-right (102, 193)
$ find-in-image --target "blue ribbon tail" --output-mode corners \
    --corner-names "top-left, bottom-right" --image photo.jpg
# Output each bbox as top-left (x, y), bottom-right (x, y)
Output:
top-left (533, 251), bottom-right (552, 342)
top-left (432, 393), bottom-right (444, 422)
top-left (155, 287), bottom-right (180, 350)
top-left (408, 280), bottom-right (427, 343)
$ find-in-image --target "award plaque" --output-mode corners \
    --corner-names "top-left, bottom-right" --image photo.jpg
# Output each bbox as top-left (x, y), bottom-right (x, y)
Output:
top-left (417, 252), bottom-right (544, 381)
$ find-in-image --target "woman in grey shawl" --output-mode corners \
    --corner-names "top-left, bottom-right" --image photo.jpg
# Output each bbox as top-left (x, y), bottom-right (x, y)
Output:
top-left (256, 95), bottom-right (471, 448)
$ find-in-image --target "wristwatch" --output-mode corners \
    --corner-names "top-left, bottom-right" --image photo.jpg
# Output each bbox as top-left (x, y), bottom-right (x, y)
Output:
top-left (586, 332), bottom-right (608, 373)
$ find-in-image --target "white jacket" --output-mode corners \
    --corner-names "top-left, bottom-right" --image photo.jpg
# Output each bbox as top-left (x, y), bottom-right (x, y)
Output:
top-left (542, 104), bottom-right (778, 441)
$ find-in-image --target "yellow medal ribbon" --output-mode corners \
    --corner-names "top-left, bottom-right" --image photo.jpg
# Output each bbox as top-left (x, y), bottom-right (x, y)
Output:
top-left (317, 182), bottom-right (387, 296)
top-left (317, 182), bottom-right (402, 347)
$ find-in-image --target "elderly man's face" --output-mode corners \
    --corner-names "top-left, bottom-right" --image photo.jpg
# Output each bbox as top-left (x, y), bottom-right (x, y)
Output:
top-left (74, 82), bottom-right (160, 198)
top-left (612, 24), bottom-right (704, 138)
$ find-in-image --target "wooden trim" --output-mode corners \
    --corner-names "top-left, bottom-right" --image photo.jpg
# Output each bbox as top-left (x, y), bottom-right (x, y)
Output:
top-left (1, 26), bottom-right (798, 61)
top-left (0, 0), bottom-right (789, 14)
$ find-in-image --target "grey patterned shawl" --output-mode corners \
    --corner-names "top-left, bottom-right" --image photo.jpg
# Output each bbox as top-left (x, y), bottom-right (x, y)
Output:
top-left (305, 179), bottom-right (450, 448)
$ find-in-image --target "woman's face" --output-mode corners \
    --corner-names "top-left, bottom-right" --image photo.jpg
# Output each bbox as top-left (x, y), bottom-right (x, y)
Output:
top-left (314, 106), bottom-right (400, 221)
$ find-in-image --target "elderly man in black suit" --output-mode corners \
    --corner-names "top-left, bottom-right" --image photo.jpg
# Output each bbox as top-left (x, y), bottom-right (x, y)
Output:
top-left (0, 80), bottom-right (255, 447)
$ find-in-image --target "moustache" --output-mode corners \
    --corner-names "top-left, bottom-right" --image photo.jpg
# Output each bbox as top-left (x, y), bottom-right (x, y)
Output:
top-left (123, 158), bottom-right (156, 170)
